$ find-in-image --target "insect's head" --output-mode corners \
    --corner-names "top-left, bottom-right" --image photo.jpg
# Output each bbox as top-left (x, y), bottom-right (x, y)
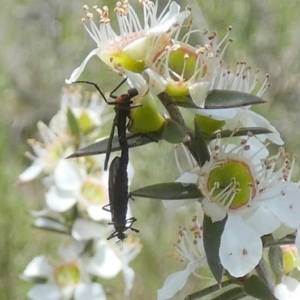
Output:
top-left (117, 232), bottom-right (127, 242)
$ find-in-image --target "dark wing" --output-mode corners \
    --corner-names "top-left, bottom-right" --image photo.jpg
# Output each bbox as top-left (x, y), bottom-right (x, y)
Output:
top-left (108, 156), bottom-right (120, 218)
top-left (104, 115), bottom-right (117, 171)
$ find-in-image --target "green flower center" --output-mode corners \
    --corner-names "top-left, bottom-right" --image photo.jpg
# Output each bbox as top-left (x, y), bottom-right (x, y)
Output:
top-left (207, 159), bottom-right (256, 209)
top-left (54, 263), bottom-right (80, 287)
top-left (81, 180), bottom-right (106, 205)
top-left (168, 47), bottom-right (204, 81)
top-left (164, 46), bottom-right (207, 98)
top-left (111, 52), bottom-right (145, 73)
top-left (77, 110), bottom-right (95, 134)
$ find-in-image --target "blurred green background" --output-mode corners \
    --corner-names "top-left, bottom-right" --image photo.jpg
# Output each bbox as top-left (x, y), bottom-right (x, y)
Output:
top-left (1, 0), bottom-right (300, 299)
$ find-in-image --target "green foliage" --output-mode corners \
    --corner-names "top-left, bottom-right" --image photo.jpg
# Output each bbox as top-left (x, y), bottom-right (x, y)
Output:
top-left (131, 182), bottom-right (202, 200)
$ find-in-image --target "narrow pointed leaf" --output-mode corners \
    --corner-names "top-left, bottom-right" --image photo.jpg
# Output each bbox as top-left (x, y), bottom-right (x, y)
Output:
top-left (162, 119), bottom-right (190, 143)
top-left (175, 90), bottom-right (266, 109)
top-left (194, 120), bottom-right (210, 167)
top-left (173, 96), bottom-right (200, 108)
top-left (67, 132), bottom-right (161, 158)
top-left (211, 287), bottom-right (246, 300)
top-left (203, 214), bottom-right (226, 283)
top-left (244, 275), bottom-right (278, 300)
top-left (130, 182), bottom-right (202, 200)
top-left (67, 108), bottom-right (81, 138)
top-left (268, 246), bottom-right (283, 283)
top-left (19, 275), bottom-right (48, 284)
top-left (205, 90), bottom-right (266, 109)
top-left (206, 127), bottom-right (273, 140)
top-left (184, 280), bottom-right (234, 300)
top-left (33, 217), bottom-right (70, 235)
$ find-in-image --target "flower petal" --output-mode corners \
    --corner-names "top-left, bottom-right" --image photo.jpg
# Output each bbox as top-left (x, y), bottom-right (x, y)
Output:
top-left (72, 218), bottom-right (104, 240)
top-left (66, 49), bottom-right (99, 83)
top-left (241, 110), bottom-right (283, 145)
top-left (202, 199), bottom-right (226, 222)
top-left (19, 161), bottom-right (44, 182)
top-left (219, 213), bottom-right (262, 277)
top-left (86, 241), bottom-right (122, 278)
top-left (194, 107), bottom-right (238, 120)
top-left (46, 185), bottom-right (77, 212)
top-left (122, 266), bottom-right (135, 296)
top-left (53, 160), bottom-right (83, 191)
top-left (275, 275), bottom-right (300, 300)
top-left (23, 256), bottom-right (52, 278)
top-left (157, 262), bottom-right (200, 300)
top-left (244, 205), bottom-right (281, 236)
top-left (143, 68), bottom-right (167, 95)
top-left (262, 182), bottom-right (300, 229)
top-left (189, 81), bottom-right (210, 108)
top-left (74, 283), bottom-right (106, 300)
top-left (149, 2), bottom-right (190, 35)
top-left (28, 284), bottom-right (61, 300)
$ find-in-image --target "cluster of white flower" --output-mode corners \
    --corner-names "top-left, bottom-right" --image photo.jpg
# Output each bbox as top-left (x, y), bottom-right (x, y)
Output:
top-left (20, 1), bottom-right (300, 299)
top-left (19, 85), bottom-right (141, 299)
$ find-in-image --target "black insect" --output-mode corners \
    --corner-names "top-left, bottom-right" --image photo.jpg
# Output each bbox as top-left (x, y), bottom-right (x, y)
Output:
top-left (103, 155), bottom-right (139, 241)
top-left (74, 78), bottom-right (139, 241)
top-left (74, 78), bottom-right (138, 170)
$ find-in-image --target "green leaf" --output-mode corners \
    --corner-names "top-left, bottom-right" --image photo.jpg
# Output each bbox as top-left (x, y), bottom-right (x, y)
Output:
top-left (67, 108), bottom-right (81, 139)
top-left (162, 119), bottom-right (190, 143)
top-left (67, 132), bottom-right (161, 158)
top-left (205, 90), bottom-right (266, 109)
top-left (194, 120), bottom-right (210, 167)
top-left (173, 96), bottom-right (200, 108)
top-left (174, 90), bottom-right (266, 109)
top-left (211, 287), bottom-right (246, 300)
top-left (244, 275), bottom-right (278, 300)
top-left (184, 280), bottom-right (234, 300)
top-left (130, 182), bottom-right (202, 200)
top-left (20, 275), bottom-right (48, 284)
top-left (203, 214), bottom-right (226, 283)
top-left (33, 217), bottom-right (70, 235)
top-left (206, 127), bottom-right (273, 140)
top-left (268, 245), bottom-right (283, 283)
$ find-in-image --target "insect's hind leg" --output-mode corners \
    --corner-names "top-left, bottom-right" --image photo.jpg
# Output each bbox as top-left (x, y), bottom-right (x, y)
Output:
top-left (125, 217), bottom-right (139, 233)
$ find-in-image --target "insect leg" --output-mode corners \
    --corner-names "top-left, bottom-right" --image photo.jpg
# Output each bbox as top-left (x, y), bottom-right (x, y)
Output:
top-left (102, 204), bottom-right (111, 212)
top-left (124, 217), bottom-right (139, 233)
top-left (104, 116), bottom-right (117, 170)
top-left (73, 80), bottom-right (116, 105)
top-left (109, 78), bottom-right (128, 99)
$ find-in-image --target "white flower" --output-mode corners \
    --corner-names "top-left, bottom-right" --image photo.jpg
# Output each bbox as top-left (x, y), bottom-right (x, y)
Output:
top-left (72, 218), bottom-right (107, 241)
top-left (86, 237), bottom-right (142, 295)
top-left (157, 216), bottom-right (207, 300)
top-left (199, 137), bottom-right (300, 277)
top-left (22, 242), bottom-right (106, 300)
top-left (174, 136), bottom-right (300, 277)
top-left (144, 23), bottom-right (232, 107)
top-left (66, 0), bottom-right (190, 83)
top-left (275, 276), bottom-right (300, 300)
top-left (194, 62), bottom-right (283, 145)
top-left (50, 85), bottom-right (112, 139)
top-left (18, 122), bottom-right (75, 183)
top-left (45, 159), bottom-right (109, 220)
top-left (18, 85), bottom-right (113, 184)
